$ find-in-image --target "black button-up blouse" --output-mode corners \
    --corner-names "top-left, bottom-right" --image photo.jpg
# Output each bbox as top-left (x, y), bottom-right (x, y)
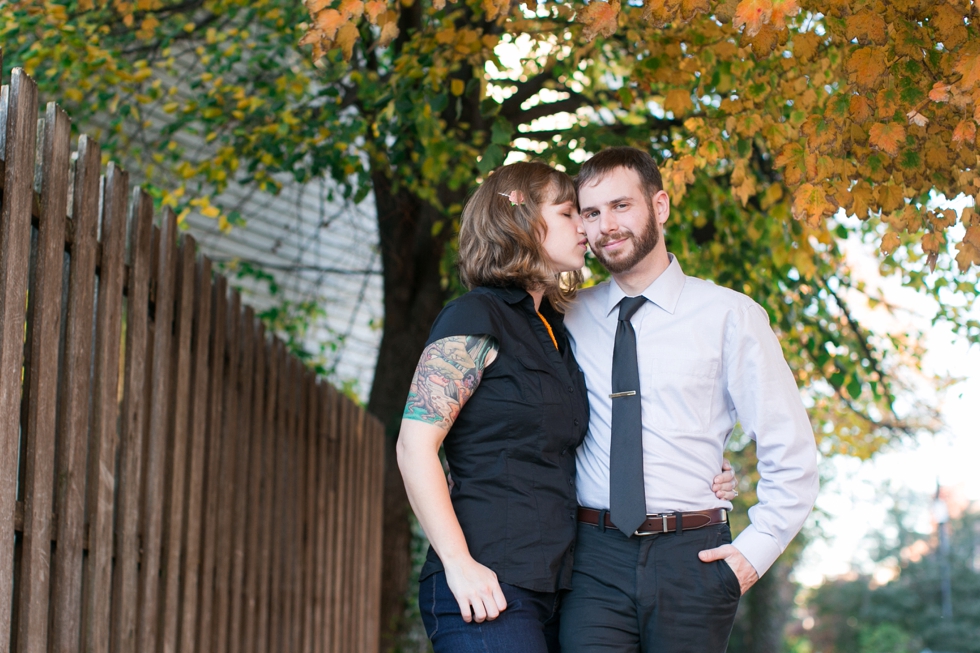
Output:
top-left (419, 286), bottom-right (590, 593)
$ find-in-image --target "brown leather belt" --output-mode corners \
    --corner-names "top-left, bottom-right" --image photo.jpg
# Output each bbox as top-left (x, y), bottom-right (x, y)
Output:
top-left (577, 507), bottom-right (727, 536)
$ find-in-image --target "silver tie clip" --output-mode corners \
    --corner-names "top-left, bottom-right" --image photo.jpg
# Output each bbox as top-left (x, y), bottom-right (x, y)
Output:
top-left (608, 390), bottom-right (637, 399)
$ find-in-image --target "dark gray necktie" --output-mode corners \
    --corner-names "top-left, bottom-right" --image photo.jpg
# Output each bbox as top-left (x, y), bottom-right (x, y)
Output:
top-left (610, 295), bottom-right (648, 536)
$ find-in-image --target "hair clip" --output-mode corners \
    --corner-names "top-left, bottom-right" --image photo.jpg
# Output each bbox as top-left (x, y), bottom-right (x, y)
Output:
top-left (499, 190), bottom-right (525, 206)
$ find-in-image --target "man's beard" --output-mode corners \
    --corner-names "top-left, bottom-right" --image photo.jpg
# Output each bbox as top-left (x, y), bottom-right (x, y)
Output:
top-left (592, 205), bottom-right (660, 274)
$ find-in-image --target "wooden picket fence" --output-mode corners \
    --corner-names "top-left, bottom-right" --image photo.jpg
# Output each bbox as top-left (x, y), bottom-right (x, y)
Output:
top-left (0, 59), bottom-right (384, 653)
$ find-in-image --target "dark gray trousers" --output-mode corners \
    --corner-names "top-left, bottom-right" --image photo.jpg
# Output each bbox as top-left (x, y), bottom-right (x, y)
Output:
top-left (559, 520), bottom-right (741, 653)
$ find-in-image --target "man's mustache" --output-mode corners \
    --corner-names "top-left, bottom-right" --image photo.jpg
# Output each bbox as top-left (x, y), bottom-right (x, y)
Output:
top-left (594, 229), bottom-right (636, 249)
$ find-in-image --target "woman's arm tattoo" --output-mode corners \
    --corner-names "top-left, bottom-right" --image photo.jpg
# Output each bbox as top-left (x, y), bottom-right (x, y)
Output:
top-left (403, 335), bottom-right (498, 429)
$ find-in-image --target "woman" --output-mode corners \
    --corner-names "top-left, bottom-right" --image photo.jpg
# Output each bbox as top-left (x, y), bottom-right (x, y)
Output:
top-left (396, 162), bottom-right (735, 652)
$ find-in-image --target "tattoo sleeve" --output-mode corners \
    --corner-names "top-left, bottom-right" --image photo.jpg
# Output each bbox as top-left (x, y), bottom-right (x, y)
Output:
top-left (402, 334), bottom-right (498, 430)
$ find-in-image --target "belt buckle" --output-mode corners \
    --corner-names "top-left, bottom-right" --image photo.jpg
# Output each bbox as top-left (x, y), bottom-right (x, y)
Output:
top-left (633, 514), bottom-right (668, 537)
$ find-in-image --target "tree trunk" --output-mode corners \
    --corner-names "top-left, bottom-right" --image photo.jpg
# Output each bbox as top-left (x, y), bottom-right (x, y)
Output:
top-left (366, 170), bottom-right (454, 651)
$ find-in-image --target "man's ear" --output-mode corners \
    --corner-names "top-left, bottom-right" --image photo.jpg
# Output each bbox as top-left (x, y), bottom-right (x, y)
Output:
top-left (653, 189), bottom-right (671, 226)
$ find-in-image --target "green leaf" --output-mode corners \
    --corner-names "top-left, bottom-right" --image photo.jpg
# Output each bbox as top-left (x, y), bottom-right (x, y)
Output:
top-left (491, 118), bottom-right (513, 146)
top-left (478, 144), bottom-right (504, 174)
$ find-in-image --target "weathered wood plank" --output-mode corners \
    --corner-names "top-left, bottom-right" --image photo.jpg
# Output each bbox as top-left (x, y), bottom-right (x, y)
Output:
top-left (111, 186), bottom-right (154, 653)
top-left (196, 275), bottom-right (228, 653)
top-left (16, 101), bottom-right (69, 653)
top-left (350, 409), bottom-right (369, 651)
top-left (313, 384), bottom-right (338, 653)
top-left (288, 364), bottom-right (308, 652)
top-left (81, 160), bottom-right (127, 653)
top-left (0, 68), bottom-right (38, 653)
top-left (137, 211), bottom-right (177, 653)
top-left (158, 232), bottom-right (196, 653)
top-left (301, 374), bottom-right (318, 653)
top-left (329, 396), bottom-right (352, 653)
top-left (178, 256), bottom-right (214, 653)
top-left (241, 322), bottom-right (267, 653)
top-left (50, 132), bottom-right (100, 653)
top-left (253, 338), bottom-right (280, 653)
top-left (211, 289), bottom-right (241, 653)
top-left (268, 348), bottom-right (290, 652)
top-left (228, 306), bottom-right (256, 653)
top-left (367, 418), bottom-right (385, 653)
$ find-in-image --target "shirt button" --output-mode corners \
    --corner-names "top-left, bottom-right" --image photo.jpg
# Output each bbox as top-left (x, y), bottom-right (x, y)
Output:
top-left (573, 418), bottom-right (580, 427)
top-left (561, 448), bottom-right (567, 456)
top-left (567, 386), bottom-right (574, 393)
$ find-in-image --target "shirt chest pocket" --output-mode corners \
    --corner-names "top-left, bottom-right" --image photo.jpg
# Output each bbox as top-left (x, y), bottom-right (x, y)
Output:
top-left (647, 357), bottom-right (719, 433)
top-left (516, 355), bottom-right (563, 405)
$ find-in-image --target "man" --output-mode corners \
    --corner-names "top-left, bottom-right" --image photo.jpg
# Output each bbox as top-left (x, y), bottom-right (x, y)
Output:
top-left (560, 147), bottom-right (819, 652)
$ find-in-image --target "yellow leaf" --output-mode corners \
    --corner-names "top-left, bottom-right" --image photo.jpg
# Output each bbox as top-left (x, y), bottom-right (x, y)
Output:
top-left (733, 0), bottom-right (772, 37)
top-left (868, 122), bottom-right (905, 156)
top-left (875, 183), bottom-right (905, 213)
top-left (793, 32), bottom-right (820, 61)
top-left (953, 119), bottom-right (977, 143)
top-left (663, 89), bottom-right (693, 116)
top-left (451, 78), bottom-right (465, 96)
top-left (201, 204), bottom-right (220, 218)
top-left (880, 232), bottom-right (900, 255)
top-left (775, 142), bottom-right (805, 186)
top-left (578, 0), bottom-right (620, 41)
top-left (379, 18), bottom-right (399, 46)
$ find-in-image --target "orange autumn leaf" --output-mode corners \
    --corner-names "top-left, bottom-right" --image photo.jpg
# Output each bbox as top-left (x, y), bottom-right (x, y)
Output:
top-left (307, 0), bottom-right (331, 13)
top-left (953, 119), bottom-right (977, 143)
top-left (846, 47), bottom-right (887, 88)
top-left (338, 0), bottom-right (364, 19)
top-left (954, 48), bottom-right (980, 90)
top-left (769, 0), bottom-right (799, 30)
top-left (792, 183), bottom-right (835, 226)
top-left (733, 0), bottom-right (772, 37)
top-left (364, 0), bottom-right (386, 23)
top-left (775, 142), bottom-right (806, 186)
top-left (868, 122), bottom-right (905, 156)
top-left (845, 10), bottom-right (886, 45)
top-left (848, 95), bottom-right (873, 124)
top-left (579, 0), bottom-right (620, 40)
top-left (335, 21), bottom-right (359, 59)
top-left (929, 82), bottom-right (951, 102)
top-left (314, 8), bottom-right (345, 40)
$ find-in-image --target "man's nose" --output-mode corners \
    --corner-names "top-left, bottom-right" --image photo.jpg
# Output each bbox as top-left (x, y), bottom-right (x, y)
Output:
top-left (598, 211), bottom-right (618, 234)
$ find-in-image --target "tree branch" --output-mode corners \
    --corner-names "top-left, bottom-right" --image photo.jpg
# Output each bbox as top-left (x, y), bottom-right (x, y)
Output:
top-left (511, 94), bottom-right (590, 126)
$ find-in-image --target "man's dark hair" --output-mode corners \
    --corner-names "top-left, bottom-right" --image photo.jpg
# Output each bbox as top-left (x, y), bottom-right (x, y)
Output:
top-left (575, 146), bottom-right (663, 199)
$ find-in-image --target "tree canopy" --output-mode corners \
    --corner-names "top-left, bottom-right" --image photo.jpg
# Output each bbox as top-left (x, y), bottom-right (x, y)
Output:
top-left (3, 0), bottom-right (977, 645)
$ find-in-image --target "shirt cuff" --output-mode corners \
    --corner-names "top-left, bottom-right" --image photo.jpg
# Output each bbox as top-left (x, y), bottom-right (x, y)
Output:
top-left (731, 525), bottom-right (784, 578)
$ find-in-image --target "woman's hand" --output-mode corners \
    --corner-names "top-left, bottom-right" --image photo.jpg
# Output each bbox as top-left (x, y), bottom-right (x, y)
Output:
top-left (443, 557), bottom-right (509, 623)
top-left (712, 459), bottom-right (739, 501)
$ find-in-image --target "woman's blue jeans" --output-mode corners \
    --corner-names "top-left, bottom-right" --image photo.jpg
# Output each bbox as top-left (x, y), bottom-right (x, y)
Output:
top-left (419, 571), bottom-right (561, 653)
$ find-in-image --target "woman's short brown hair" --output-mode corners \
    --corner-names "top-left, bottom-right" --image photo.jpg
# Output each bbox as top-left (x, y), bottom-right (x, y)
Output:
top-left (458, 161), bottom-right (582, 310)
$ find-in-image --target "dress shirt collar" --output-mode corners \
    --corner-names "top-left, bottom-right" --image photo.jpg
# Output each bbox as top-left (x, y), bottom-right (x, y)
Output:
top-left (604, 253), bottom-right (686, 317)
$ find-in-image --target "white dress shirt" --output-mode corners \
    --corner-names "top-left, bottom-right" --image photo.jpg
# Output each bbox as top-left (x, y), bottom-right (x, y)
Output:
top-left (565, 255), bottom-right (819, 577)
